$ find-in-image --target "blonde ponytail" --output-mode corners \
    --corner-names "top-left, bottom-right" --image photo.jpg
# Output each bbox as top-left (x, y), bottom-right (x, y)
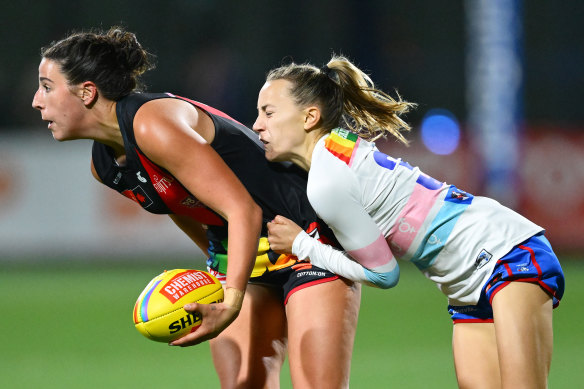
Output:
top-left (266, 55), bottom-right (416, 144)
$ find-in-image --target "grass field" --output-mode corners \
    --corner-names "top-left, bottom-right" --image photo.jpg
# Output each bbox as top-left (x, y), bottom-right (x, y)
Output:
top-left (1, 256), bottom-right (582, 388)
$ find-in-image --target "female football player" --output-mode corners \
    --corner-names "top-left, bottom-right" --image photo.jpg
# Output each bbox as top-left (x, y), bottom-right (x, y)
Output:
top-left (33, 27), bottom-right (360, 389)
top-left (255, 55), bottom-right (565, 389)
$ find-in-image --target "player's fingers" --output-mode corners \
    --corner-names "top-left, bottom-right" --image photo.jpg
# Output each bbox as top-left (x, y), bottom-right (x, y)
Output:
top-left (183, 302), bottom-right (201, 313)
top-left (267, 222), bottom-right (281, 239)
top-left (169, 327), bottom-right (212, 347)
top-left (272, 215), bottom-right (289, 224)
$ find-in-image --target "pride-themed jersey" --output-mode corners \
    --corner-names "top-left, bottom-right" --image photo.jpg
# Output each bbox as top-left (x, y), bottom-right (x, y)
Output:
top-left (292, 128), bottom-right (543, 305)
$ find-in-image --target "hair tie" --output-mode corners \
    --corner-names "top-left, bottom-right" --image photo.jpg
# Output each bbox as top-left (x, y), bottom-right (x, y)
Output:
top-left (321, 65), bottom-right (333, 78)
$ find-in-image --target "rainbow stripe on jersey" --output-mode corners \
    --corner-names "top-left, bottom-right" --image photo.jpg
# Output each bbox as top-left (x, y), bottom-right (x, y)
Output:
top-left (324, 128), bottom-right (360, 165)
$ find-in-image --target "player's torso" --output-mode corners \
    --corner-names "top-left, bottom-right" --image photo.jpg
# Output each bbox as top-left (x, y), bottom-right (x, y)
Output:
top-left (314, 129), bottom-right (543, 304)
top-left (92, 93), bottom-right (339, 273)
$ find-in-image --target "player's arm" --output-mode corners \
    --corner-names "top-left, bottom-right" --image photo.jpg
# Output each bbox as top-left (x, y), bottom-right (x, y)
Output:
top-left (268, 215), bottom-right (380, 287)
top-left (269, 213), bottom-right (399, 289)
top-left (133, 98), bottom-right (262, 345)
top-left (304, 166), bottom-right (399, 289)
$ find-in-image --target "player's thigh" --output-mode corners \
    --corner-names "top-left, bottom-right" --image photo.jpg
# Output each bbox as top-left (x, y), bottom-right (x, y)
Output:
top-left (286, 278), bottom-right (361, 389)
top-left (452, 322), bottom-right (501, 389)
top-left (491, 282), bottom-right (553, 388)
top-left (210, 283), bottom-right (287, 389)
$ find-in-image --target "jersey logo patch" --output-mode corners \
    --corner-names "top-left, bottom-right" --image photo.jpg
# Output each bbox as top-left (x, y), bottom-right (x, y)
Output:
top-left (122, 186), bottom-right (154, 208)
top-left (475, 249), bottom-right (492, 269)
top-left (444, 186), bottom-right (474, 204)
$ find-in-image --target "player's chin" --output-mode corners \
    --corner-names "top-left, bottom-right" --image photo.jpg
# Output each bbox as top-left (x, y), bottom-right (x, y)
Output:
top-left (51, 132), bottom-right (64, 142)
top-left (50, 129), bottom-right (74, 142)
top-left (264, 149), bottom-right (279, 162)
top-left (264, 148), bottom-right (287, 163)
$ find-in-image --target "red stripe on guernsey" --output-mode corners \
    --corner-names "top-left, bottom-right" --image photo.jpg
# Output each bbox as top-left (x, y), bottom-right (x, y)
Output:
top-left (489, 278), bottom-right (554, 305)
top-left (518, 244), bottom-right (543, 276)
top-left (488, 281), bottom-right (511, 304)
top-left (453, 318), bottom-right (494, 324)
top-left (135, 149), bottom-right (224, 226)
top-left (284, 276), bottom-right (339, 305)
top-left (165, 93), bottom-right (245, 126)
top-left (503, 262), bottom-right (513, 276)
top-left (510, 245), bottom-right (558, 300)
top-left (488, 245), bottom-right (558, 305)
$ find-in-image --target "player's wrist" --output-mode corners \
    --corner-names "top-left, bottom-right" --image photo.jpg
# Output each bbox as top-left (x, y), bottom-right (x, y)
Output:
top-left (223, 287), bottom-right (245, 311)
top-left (292, 230), bottom-right (311, 259)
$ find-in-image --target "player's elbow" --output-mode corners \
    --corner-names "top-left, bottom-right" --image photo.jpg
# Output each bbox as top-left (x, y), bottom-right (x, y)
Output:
top-left (230, 200), bottom-right (262, 237)
top-left (248, 202), bottom-right (263, 235)
top-left (378, 270), bottom-right (400, 289)
top-left (365, 267), bottom-right (400, 289)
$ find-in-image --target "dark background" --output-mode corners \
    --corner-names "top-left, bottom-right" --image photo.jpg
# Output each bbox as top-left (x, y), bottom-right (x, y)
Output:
top-left (1, 0), bottom-right (582, 130)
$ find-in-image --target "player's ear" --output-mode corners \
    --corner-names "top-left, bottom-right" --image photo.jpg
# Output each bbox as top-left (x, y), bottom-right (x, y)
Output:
top-left (303, 106), bottom-right (321, 132)
top-left (78, 82), bottom-right (98, 106)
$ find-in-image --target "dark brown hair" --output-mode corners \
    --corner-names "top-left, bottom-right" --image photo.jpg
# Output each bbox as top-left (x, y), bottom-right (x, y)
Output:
top-left (41, 26), bottom-right (155, 101)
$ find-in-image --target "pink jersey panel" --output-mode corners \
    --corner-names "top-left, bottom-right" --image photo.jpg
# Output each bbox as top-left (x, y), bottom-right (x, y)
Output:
top-left (387, 184), bottom-right (442, 257)
top-left (347, 233), bottom-right (394, 268)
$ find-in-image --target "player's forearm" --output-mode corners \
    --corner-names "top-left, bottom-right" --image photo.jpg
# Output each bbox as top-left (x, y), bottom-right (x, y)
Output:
top-left (292, 230), bottom-right (400, 289)
top-left (224, 207), bottom-right (262, 293)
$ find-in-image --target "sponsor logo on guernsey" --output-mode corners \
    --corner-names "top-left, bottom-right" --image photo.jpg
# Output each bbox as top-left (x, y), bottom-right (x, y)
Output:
top-left (160, 270), bottom-right (215, 304)
top-left (180, 196), bottom-right (203, 208)
top-left (305, 221), bottom-right (337, 246)
top-left (296, 270), bottom-right (327, 278)
top-left (121, 186), bottom-right (153, 208)
top-left (136, 171), bottom-right (147, 183)
top-left (450, 306), bottom-right (477, 314)
top-left (451, 190), bottom-right (469, 201)
top-left (152, 174), bottom-right (174, 194)
top-left (475, 249), bottom-right (492, 269)
top-left (113, 172), bottom-right (122, 185)
top-left (445, 186), bottom-right (474, 204)
top-left (307, 227), bottom-right (320, 241)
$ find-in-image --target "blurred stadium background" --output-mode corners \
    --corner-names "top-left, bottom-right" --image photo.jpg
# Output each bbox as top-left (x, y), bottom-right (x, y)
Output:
top-left (1, 1), bottom-right (582, 388)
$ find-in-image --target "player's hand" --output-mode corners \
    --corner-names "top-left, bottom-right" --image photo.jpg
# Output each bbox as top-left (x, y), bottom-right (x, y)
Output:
top-left (267, 215), bottom-right (303, 254)
top-left (169, 301), bottom-right (239, 347)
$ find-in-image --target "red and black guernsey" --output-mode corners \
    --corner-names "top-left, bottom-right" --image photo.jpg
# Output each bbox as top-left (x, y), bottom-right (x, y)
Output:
top-left (91, 92), bottom-right (339, 266)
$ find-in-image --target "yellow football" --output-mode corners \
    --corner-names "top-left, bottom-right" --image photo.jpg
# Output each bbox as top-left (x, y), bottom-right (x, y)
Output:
top-left (133, 269), bottom-right (224, 342)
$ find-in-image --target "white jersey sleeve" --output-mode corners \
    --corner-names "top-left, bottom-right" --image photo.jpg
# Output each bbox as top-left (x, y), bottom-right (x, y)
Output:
top-left (301, 129), bottom-right (543, 305)
top-left (292, 230), bottom-right (379, 287)
top-left (296, 134), bottom-right (400, 289)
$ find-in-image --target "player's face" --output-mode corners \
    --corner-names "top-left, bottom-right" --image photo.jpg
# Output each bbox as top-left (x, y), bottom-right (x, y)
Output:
top-left (253, 79), bottom-right (309, 163)
top-left (32, 58), bottom-right (87, 141)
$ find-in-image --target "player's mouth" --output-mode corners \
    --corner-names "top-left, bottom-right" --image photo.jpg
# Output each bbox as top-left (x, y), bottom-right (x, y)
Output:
top-left (43, 118), bottom-right (54, 129)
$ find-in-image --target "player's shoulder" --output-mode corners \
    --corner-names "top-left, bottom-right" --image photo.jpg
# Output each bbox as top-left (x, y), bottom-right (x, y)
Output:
top-left (310, 136), bottom-right (351, 190)
top-left (319, 128), bottom-right (361, 165)
top-left (308, 136), bottom-right (360, 212)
